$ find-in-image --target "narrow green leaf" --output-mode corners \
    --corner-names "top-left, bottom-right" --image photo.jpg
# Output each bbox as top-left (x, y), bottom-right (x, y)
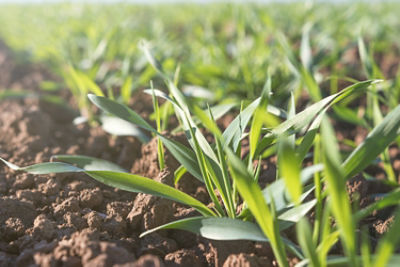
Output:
top-left (166, 81), bottom-right (220, 165)
top-left (342, 104), bottom-right (400, 179)
top-left (258, 80), bottom-right (377, 154)
top-left (226, 149), bottom-right (288, 267)
top-left (141, 217), bottom-right (303, 259)
top-left (321, 118), bottom-right (357, 265)
top-left (223, 97), bottom-right (260, 150)
top-left (139, 40), bottom-right (166, 79)
top-left (88, 94), bottom-right (154, 132)
top-left (296, 111), bottom-right (324, 161)
top-left (145, 84), bottom-right (220, 181)
top-left (100, 115), bottom-right (150, 143)
top-left (79, 71), bottom-right (104, 97)
top-left (263, 164), bottom-right (323, 212)
top-left (152, 82), bottom-right (225, 213)
top-left (250, 76), bottom-right (270, 159)
top-left (0, 158), bottom-right (83, 174)
top-left (140, 217), bottom-right (268, 241)
top-left (317, 230), bottom-right (340, 261)
top-left (121, 76), bottom-right (133, 104)
top-left (279, 199), bottom-right (317, 223)
top-left (174, 165), bottom-right (186, 185)
top-left (86, 170), bottom-right (213, 216)
top-left (184, 114), bottom-right (225, 216)
top-left (52, 155), bottom-right (128, 172)
top-left (88, 94), bottom-right (203, 181)
top-left (151, 85), bottom-right (165, 171)
top-left (278, 136), bottom-right (302, 205)
top-left (192, 104), bottom-right (222, 138)
top-left (0, 90), bottom-right (36, 100)
top-left (301, 67), bottom-right (321, 101)
top-left (143, 89), bottom-right (236, 123)
top-left (300, 23), bottom-right (313, 72)
top-left (306, 255), bottom-right (400, 267)
top-left (297, 218), bottom-right (320, 267)
top-left (274, 80), bottom-right (374, 136)
top-left (208, 103), bottom-right (236, 121)
top-left (358, 37), bottom-right (373, 79)
top-left (333, 106), bottom-right (368, 128)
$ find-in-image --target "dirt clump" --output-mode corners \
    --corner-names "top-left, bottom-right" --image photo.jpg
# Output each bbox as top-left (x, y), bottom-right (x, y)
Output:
top-left (165, 249), bottom-right (204, 267)
top-left (0, 197), bottom-right (37, 233)
top-left (223, 253), bottom-right (272, 267)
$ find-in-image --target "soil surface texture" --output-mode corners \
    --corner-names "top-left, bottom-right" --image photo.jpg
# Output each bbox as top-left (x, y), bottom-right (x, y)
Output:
top-left (0, 41), bottom-right (398, 267)
top-left (0, 42), bottom-right (279, 267)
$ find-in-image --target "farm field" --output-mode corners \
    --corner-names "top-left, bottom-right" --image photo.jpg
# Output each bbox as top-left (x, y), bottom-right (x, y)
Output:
top-left (1, 2), bottom-right (400, 266)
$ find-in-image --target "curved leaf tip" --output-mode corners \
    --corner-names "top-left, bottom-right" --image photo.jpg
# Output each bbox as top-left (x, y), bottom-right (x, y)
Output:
top-left (140, 217), bottom-right (269, 242)
top-left (87, 93), bottom-right (97, 100)
top-left (0, 157), bottom-right (20, 170)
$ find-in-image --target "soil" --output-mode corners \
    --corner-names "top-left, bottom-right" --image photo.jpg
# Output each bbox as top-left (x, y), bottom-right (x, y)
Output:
top-left (0, 42), bottom-right (279, 267)
top-left (0, 39), bottom-right (399, 267)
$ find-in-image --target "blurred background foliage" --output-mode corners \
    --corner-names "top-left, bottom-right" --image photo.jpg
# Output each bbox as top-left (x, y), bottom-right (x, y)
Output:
top-left (0, 2), bottom-right (399, 107)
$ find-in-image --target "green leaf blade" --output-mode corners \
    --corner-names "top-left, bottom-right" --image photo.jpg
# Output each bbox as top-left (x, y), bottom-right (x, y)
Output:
top-left (343, 104), bottom-right (400, 179)
top-left (52, 155), bottom-right (129, 173)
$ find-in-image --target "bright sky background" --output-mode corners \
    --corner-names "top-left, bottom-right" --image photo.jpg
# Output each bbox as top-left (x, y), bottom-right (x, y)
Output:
top-left (0, 0), bottom-right (391, 4)
top-left (0, 0), bottom-right (374, 3)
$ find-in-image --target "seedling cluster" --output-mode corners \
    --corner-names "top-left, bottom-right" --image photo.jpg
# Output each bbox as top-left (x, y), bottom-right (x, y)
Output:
top-left (1, 2), bottom-right (400, 266)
